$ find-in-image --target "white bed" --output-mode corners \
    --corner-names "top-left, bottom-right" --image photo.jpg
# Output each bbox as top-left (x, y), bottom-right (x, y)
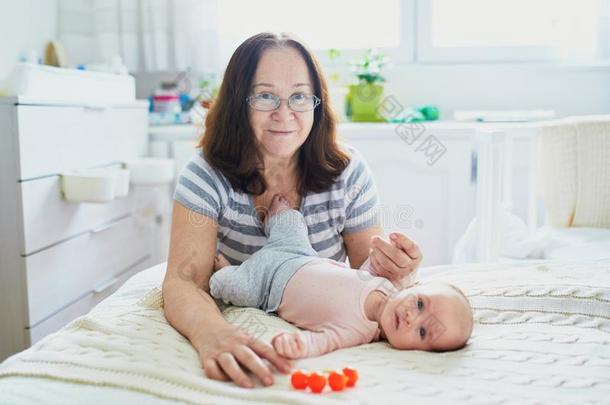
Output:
top-left (1, 259), bottom-right (609, 404)
top-left (541, 227), bottom-right (610, 261)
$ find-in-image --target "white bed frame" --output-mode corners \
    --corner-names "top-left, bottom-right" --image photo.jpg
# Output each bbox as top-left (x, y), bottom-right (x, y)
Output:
top-left (474, 126), bottom-right (540, 261)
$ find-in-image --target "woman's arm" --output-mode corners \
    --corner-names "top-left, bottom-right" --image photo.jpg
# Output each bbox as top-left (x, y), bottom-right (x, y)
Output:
top-left (343, 226), bottom-right (422, 288)
top-left (162, 202), bottom-right (291, 388)
top-left (343, 225), bottom-right (382, 268)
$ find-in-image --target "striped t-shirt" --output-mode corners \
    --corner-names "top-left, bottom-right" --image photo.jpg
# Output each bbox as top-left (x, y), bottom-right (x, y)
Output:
top-left (173, 144), bottom-right (380, 265)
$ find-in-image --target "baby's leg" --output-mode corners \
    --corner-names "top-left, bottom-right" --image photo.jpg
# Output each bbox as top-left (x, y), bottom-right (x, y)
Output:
top-left (210, 195), bottom-right (316, 309)
top-left (209, 258), bottom-right (270, 308)
top-left (264, 195), bottom-right (317, 257)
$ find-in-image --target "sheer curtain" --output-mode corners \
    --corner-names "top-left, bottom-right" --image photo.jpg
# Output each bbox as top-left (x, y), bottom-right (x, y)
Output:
top-left (58, 0), bottom-right (404, 73)
top-left (58, 0), bottom-right (221, 73)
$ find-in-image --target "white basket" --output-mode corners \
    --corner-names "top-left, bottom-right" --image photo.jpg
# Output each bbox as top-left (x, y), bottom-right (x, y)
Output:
top-left (126, 158), bottom-right (175, 185)
top-left (61, 168), bottom-right (131, 203)
top-left (61, 171), bottom-right (116, 203)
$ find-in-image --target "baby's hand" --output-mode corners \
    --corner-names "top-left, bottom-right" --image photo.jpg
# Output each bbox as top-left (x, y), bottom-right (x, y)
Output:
top-left (272, 332), bottom-right (306, 359)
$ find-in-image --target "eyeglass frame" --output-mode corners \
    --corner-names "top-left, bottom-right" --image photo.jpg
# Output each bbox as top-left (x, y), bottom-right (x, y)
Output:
top-left (245, 92), bottom-right (321, 112)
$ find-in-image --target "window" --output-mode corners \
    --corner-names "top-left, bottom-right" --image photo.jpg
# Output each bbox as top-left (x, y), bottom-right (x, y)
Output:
top-left (215, 0), bottom-right (411, 65)
top-left (416, 0), bottom-right (609, 63)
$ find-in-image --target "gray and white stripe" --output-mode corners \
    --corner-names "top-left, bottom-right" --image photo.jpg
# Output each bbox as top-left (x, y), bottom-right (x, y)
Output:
top-left (173, 144), bottom-right (380, 265)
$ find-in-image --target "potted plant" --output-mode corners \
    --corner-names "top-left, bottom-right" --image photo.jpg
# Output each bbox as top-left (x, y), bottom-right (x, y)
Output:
top-left (347, 49), bottom-right (389, 122)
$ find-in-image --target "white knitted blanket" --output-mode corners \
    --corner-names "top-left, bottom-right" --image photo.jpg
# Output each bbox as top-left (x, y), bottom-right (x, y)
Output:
top-left (1, 260), bottom-right (609, 404)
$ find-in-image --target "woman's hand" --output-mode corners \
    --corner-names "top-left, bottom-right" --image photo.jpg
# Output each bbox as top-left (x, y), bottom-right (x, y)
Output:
top-left (369, 233), bottom-right (422, 288)
top-left (194, 319), bottom-right (293, 388)
top-left (272, 332), bottom-right (307, 359)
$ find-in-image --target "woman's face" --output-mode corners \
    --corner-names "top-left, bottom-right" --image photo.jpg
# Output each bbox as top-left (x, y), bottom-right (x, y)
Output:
top-left (248, 46), bottom-right (316, 162)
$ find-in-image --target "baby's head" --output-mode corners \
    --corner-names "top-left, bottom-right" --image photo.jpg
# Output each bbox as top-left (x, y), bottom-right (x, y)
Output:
top-left (380, 281), bottom-right (473, 352)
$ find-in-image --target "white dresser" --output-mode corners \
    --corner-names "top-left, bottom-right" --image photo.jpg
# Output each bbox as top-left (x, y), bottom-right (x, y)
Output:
top-left (0, 97), bottom-right (156, 361)
top-left (339, 122), bottom-right (541, 266)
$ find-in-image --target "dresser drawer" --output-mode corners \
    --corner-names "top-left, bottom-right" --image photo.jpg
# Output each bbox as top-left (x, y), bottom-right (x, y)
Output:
top-left (16, 103), bottom-right (148, 179)
top-left (25, 214), bottom-right (151, 327)
top-left (27, 256), bottom-right (151, 345)
top-left (20, 174), bottom-right (140, 255)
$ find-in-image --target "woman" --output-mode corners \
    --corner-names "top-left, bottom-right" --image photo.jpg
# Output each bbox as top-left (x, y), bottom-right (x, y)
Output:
top-left (162, 32), bottom-right (422, 389)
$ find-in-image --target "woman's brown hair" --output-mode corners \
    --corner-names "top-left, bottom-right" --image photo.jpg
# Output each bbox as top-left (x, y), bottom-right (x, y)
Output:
top-left (197, 32), bottom-right (350, 196)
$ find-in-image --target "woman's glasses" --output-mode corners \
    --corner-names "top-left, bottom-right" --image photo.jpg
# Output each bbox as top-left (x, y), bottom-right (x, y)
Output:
top-left (246, 92), bottom-right (321, 112)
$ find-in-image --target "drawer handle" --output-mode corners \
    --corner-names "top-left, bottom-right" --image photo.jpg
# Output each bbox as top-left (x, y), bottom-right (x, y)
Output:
top-left (90, 216), bottom-right (129, 234)
top-left (83, 104), bottom-right (108, 111)
top-left (93, 276), bottom-right (120, 294)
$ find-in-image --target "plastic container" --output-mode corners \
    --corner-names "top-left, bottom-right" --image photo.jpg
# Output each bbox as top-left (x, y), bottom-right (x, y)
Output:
top-left (61, 171), bottom-right (116, 203)
top-left (61, 167), bottom-right (130, 203)
top-left (125, 158), bottom-right (175, 185)
top-left (113, 168), bottom-right (130, 198)
top-left (86, 168), bottom-right (131, 198)
top-left (153, 94), bottom-right (181, 114)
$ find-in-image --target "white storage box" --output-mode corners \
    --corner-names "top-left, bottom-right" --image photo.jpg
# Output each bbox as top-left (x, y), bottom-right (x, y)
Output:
top-left (61, 171), bottom-right (116, 203)
top-left (4, 63), bottom-right (135, 103)
top-left (126, 158), bottom-right (175, 185)
top-left (61, 167), bottom-right (131, 203)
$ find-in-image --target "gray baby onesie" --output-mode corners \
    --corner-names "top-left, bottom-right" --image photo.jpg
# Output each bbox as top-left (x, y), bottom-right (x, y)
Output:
top-left (209, 208), bottom-right (319, 312)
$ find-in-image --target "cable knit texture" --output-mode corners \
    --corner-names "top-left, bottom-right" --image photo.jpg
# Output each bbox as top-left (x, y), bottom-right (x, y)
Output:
top-left (538, 115), bottom-right (610, 228)
top-left (1, 259), bottom-right (609, 404)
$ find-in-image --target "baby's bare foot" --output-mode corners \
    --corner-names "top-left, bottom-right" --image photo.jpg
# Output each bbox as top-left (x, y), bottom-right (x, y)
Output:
top-left (264, 194), bottom-right (291, 228)
top-left (268, 193), bottom-right (291, 217)
top-left (213, 253), bottom-right (231, 271)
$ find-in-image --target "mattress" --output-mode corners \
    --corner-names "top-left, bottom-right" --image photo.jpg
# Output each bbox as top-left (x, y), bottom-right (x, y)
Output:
top-left (1, 259), bottom-right (609, 404)
top-left (542, 226), bottom-right (610, 261)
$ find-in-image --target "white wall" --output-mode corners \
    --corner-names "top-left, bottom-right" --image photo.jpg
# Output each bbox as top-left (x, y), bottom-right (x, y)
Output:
top-left (135, 62), bottom-right (610, 119)
top-left (0, 0), bottom-right (58, 83)
top-left (327, 63), bottom-right (610, 119)
top-left (383, 63), bottom-right (610, 119)
top-left (1, 0), bottom-right (608, 119)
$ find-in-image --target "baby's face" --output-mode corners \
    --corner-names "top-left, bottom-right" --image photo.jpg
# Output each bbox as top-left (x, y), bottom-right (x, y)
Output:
top-left (380, 282), bottom-right (473, 352)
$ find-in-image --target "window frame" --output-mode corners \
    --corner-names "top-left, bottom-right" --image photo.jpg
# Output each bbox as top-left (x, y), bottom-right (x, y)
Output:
top-left (312, 0), bottom-right (415, 68)
top-left (413, 0), bottom-right (561, 64)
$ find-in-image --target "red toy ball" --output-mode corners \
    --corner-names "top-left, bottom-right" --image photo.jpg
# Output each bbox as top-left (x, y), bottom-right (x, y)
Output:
top-left (290, 370), bottom-right (309, 390)
top-left (290, 367), bottom-right (359, 393)
top-left (307, 372), bottom-right (327, 393)
top-left (342, 367), bottom-right (359, 387)
top-left (328, 371), bottom-right (349, 391)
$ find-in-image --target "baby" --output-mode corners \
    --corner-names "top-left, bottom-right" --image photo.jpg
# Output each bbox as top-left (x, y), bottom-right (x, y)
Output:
top-left (210, 194), bottom-right (473, 359)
